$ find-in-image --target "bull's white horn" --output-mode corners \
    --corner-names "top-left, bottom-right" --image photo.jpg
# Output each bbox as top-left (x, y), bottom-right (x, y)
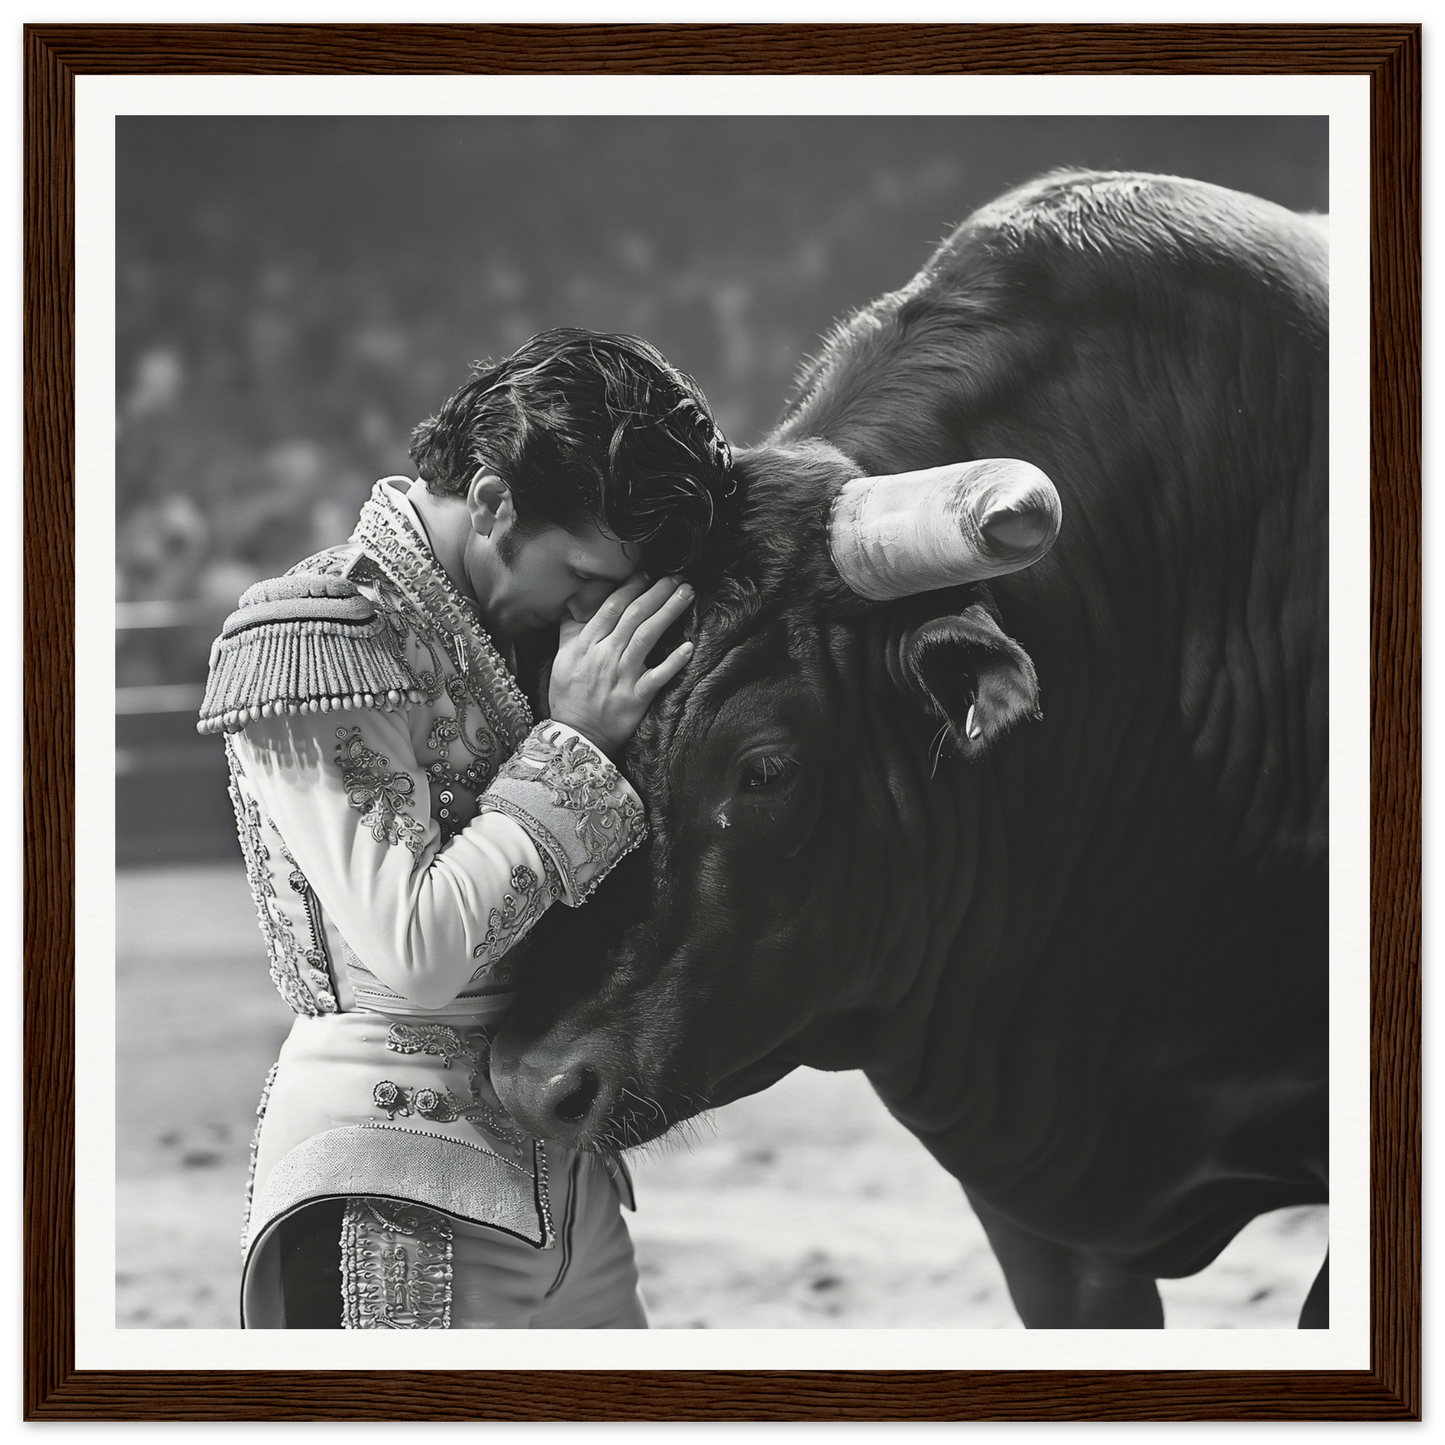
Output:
top-left (828, 458), bottom-right (1062, 601)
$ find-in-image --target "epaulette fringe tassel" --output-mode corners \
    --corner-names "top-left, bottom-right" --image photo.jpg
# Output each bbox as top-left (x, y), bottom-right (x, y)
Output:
top-left (197, 573), bottom-right (422, 736)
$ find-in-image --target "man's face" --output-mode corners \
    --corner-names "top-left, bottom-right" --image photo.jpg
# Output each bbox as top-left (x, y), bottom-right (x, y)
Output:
top-left (469, 512), bottom-right (641, 639)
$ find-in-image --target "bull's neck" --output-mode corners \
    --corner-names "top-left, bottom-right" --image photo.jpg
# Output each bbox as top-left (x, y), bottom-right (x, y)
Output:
top-left (789, 703), bottom-right (1045, 1086)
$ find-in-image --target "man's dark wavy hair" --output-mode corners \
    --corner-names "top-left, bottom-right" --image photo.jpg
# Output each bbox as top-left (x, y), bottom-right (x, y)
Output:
top-left (409, 328), bottom-right (736, 576)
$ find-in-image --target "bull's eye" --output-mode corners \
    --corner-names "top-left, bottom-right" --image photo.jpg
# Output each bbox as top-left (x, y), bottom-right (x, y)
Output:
top-left (739, 754), bottom-right (797, 791)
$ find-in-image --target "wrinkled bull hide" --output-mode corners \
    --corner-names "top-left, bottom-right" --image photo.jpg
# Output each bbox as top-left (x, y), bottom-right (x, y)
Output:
top-left (495, 170), bottom-right (1329, 1329)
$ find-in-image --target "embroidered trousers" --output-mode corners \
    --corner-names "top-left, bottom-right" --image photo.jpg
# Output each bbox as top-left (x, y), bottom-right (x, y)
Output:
top-left (273, 1150), bottom-right (647, 1329)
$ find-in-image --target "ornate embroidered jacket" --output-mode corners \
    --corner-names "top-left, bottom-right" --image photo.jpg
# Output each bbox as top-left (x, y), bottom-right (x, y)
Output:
top-left (207, 478), bottom-right (645, 1325)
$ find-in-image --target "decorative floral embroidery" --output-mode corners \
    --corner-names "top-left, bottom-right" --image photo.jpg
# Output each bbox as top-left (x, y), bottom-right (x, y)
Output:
top-left (473, 1095), bottom-right (529, 1149)
top-left (281, 501), bottom-right (524, 773)
top-left (425, 759), bottom-right (489, 845)
top-left (535, 1141), bottom-right (554, 1245)
top-left (473, 724), bottom-right (500, 763)
top-left (226, 743), bottom-right (338, 1016)
top-left (334, 726), bottom-right (427, 860)
top-left (371, 1077), bottom-right (527, 1150)
top-left (501, 729), bottom-right (647, 867)
top-left (372, 1079), bottom-right (466, 1122)
top-left (341, 1198), bottom-right (453, 1329)
top-left (240, 1061), bottom-right (280, 1251)
top-left (538, 849), bottom-right (565, 902)
top-left (372, 1024), bottom-right (529, 1152)
top-left (276, 844), bottom-right (341, 1005)
top-left (293, 492), bottom-right (529, 856)
top-left (427, 717), bottom-right (460, 752)
top-left (384, 1022), bottom-right (474, 1069)
top-left (286, 545), bottom-right (354, 581)
top-left (470, 863), bottom-right (546, 978)
top-left (352, 484), bottom-right (534, 748)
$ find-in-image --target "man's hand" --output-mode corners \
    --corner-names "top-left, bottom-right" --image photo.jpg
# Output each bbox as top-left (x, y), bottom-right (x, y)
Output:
top-left (548, 576), bottom-right (695, 756)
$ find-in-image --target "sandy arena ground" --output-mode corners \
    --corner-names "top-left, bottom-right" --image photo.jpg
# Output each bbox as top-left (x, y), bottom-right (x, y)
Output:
top-left (115, 864), bottom-right (1327, 1330)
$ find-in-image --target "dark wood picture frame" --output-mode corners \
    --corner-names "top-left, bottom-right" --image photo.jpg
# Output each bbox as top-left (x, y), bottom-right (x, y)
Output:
top-left (24, 23), bottom-right (1420, 1421)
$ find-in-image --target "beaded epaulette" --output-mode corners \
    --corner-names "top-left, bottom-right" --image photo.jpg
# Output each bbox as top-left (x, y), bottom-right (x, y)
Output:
top-left (197, 573), bottom-right (423, 736)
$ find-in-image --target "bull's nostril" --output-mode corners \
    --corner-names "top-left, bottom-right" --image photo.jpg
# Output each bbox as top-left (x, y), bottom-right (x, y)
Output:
top-left (554, 1067), bottom-right (600, 1125)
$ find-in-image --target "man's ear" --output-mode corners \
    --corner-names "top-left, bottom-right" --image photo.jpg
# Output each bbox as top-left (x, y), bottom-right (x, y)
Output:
top-left (892, 601), bottom-right (1041, 757)
top-left (466, 469), bottom-right (510, 538)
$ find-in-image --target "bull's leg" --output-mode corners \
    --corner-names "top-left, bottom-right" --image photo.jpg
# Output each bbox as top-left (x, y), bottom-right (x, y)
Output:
top-left (1298, 1250), bottom-right (1328, 1328)
top-left (966, 1191), bottom-right (1164, 1328)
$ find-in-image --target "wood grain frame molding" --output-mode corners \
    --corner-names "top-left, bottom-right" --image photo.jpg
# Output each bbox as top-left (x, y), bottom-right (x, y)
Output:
top-left (23, 22), bottom-right (1420, 1422)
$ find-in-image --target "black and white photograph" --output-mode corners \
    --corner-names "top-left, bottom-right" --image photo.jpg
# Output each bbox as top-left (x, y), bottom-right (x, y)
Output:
top-left (109, 103), bottom-right (1342, 1343)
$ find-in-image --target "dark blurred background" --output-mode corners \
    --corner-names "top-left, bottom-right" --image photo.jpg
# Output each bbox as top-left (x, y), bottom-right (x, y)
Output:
top-left (116, 114), bottom-right (1327, 864)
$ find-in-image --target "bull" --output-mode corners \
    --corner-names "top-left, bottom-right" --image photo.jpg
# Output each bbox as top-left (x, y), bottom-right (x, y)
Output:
top-left (493, 170), bottom-right (1329, 1328)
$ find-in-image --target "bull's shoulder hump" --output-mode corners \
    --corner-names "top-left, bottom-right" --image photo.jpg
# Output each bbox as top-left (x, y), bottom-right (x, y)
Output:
top-left (932, 169), bottom-right (1327, 307)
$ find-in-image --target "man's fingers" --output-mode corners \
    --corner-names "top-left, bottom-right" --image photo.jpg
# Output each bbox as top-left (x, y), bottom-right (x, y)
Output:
top-left (577, 574), bottom-right (650, 644)
top-left (606, 576), bottom-right (689, 653)
top-left (634, 640), bottom-right (694, 702)
top-left (620, 581), bottom-right (695, 669)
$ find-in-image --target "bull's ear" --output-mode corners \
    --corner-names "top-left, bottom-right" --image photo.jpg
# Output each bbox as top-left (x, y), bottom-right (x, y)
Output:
top-left (894, 602), bottom-right (1040, 756)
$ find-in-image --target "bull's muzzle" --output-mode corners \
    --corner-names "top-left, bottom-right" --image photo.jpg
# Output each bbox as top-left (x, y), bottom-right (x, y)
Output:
top-left (489, 1030), bottom-right (619, 1147)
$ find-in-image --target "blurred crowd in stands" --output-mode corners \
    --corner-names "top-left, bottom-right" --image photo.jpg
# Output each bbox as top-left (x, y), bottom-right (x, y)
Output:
top-left (113, 114), bottom-right (1326, 860)
top-left (116, 113), bottom-right (1327, 682)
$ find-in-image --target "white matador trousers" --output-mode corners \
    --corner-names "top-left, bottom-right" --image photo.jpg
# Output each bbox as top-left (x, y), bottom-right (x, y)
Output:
top-left (344, 1151), bottom-right (646, 1328)
top-left (243, 1013), bottom-right (646, 1329)
top-left (263, 1151), bottom-right (646, 1329)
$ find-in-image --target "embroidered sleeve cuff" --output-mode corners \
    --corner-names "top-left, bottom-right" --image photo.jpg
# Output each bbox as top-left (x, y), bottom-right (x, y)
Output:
top-left (478, 721), bottom-right (647, 906)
